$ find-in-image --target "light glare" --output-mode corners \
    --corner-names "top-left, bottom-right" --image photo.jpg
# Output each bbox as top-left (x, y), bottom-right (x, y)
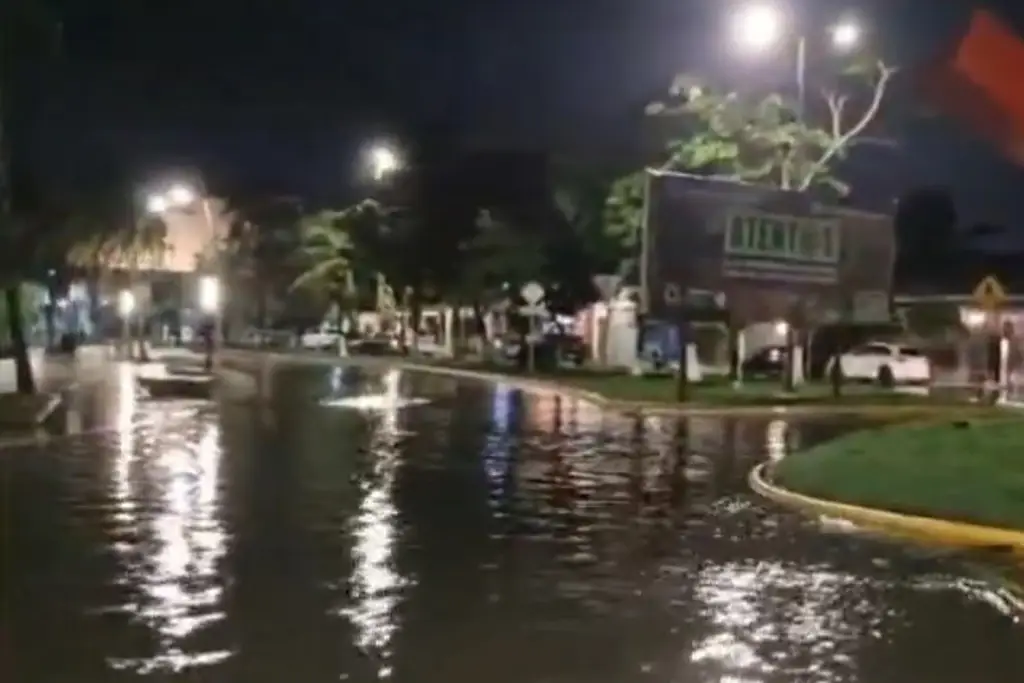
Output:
top-left (831, 22), bottom-right (861, 49)
top-left (369, 145), bottom-right (401, 181)
top-left (146, 195), bottom-right (168, 215)
top-left (199, 276), bottom-right (220, 313)
top-left (733, 3), bottom-right (783, 51)
top-left (118, 290), bottom-right (135, 316)
top-left (168, 184), bottom-right (196, 206)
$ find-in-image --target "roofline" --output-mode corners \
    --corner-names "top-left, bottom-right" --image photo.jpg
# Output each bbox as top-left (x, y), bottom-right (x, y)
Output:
top-left (894, 293), bottom-right (1024, 305)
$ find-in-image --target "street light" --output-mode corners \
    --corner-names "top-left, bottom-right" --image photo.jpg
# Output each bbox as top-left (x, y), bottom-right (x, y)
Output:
top-left (167, 184), bottom-right (196, 206)
top-left (118, 290), bottom-right (135, 359)
top-left (368, 143), bottom-right (402, 181)
top-left (732, 3), bottom-right (784, 52)
top-left (831, 21), bottom-right (861, 50)
top-left (198, 275), bottom-right (220, 313)
top-left (731, 3), bottom-right (863, 118)
top-left (118, 289), bottom-right (135, 317)
top-left (198, 275), bottom-right (220, 371)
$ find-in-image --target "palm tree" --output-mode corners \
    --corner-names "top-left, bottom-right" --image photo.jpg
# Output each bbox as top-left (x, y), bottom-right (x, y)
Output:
top-left (67, 212), bottom-right (168, 360)
top-left (291, 209), bottom-right (360, 330)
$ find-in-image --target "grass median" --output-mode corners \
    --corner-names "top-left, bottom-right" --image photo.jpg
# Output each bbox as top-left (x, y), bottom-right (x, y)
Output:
top-left (413, 358), bottom-right (993, 410)
top-left (773, 418), bottom-right (1024, 530)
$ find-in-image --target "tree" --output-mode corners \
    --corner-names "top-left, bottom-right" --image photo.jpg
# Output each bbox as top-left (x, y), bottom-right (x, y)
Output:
top-left (222, 196), bottom-right (305, 328)
top-left (646, 58), bottom-right (898, 195)
top-left (66, 209), bottom-right (167, 360)
top-left (600, 171), bottom-right (647, 280)
top-left (894, 186), bottom-right (957, 284)
top-left (290, 206), bottom-right (370, 328)
top-left (1, 0), bottom-right (62, 392)
top-left (551, 165), bottom-right (624, 277)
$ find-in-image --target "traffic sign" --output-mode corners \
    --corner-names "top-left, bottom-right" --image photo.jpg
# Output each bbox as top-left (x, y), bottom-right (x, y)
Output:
top-left (973, 275), bottom-right (1007, 310)
top-left (520, 303), bottom-right (547, 317)
top-left (592, 274), bottom-right (622, 301)
top-left (663, 282), bottom-right (682, 307)
top-left (521, 281), bottom-right (545, 305)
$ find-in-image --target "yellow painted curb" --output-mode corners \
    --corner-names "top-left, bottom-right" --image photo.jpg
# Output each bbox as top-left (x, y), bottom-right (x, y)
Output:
top-left (749, 463), bottom-right (1024, 553)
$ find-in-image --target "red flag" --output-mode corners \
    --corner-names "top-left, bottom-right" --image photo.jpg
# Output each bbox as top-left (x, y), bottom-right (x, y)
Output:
top-left (919, 10), bottom-right (1024, 163)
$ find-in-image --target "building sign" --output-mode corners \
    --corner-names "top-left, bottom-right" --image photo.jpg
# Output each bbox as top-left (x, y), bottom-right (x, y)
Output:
top-left (724, 211), bottom-right (840, 263)
top-left (639, 170), bottom-right (894, 323)
top-left (722, 210), bottom-right (841, 285)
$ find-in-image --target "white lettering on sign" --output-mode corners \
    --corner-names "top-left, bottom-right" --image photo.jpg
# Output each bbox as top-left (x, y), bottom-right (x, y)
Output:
top-left (724, 211), bottom-right (841, 264)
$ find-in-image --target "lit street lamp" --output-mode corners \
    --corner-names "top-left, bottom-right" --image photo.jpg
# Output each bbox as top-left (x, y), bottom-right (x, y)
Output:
top-left (731, 3), bottom-right (862, 119)
top-left (118, 290), bottom-right (135, 359)
top-left (198, 275), bottom-right (220, 314)
top-left (198, 275), bottom-right (220, 371)
top-left (368, 143), bottom-right (402, 181)
top-left (147, 180), bottom-right (223, 367)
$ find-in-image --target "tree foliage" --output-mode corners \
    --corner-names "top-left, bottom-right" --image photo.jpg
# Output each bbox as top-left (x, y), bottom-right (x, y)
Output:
top-left (598, 57), bottom-right (898, 279)
top-left (647, 59), bottom-right (897, 195)
top-left (290, 203), bottom-right (385, 318)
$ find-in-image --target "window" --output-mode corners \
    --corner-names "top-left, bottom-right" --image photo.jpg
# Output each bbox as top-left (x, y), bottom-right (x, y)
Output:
top-left (725, 211), bottom-right (840, 263)
top-left (897, 346), bottom-right (924, 357)
top-left (851, 344), bottom-right (894, 356)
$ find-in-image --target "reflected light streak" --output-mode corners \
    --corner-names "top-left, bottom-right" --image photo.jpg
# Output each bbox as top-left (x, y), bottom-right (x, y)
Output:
top-left (108, 413), bottom-right (230, 675)
top-left (321, 369), bottom-right (429, 410)
top-left (483, 385), bottom-right (513, 488)
top-left (765, 419), bottom-right (788, 462)
top-left (113, 363), bottom-right (137, 526)
top-left (691, 561), bottom-right (872, 681)
top-left (342, 369), bottom-right (407, 679)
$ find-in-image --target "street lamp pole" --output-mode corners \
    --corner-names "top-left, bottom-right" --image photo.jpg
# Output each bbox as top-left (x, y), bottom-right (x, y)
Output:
top-left (795, 34), bottom-right (807, 122)
top-left (731, 4), bottom-right (861, 122)
top-left (198, 196), bottom-right (223, 360)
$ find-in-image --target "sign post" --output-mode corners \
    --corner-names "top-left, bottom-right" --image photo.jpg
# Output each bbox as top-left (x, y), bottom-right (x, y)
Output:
top-left (663, 282), bottom-right (690, 402)
top-left (592, 274), bottom-right (623, 366)
top-left (520, 281), bottom-right (546, 373)
top-left (973, 275), bottom-right (1009, 395)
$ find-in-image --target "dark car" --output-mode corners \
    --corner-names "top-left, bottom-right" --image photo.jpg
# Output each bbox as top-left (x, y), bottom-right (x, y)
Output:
top-left (502, 332), bottom-right (588, 370)
top-left (741, 345), bottom-right (788, 379)
top-left (349, 333), bottom-right (395, 356)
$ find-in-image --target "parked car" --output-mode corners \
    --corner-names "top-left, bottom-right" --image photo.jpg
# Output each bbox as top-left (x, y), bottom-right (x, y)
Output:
top-left (349, 333), bottom-right (394, 355)
top-left (825, 342), bottom-right (931, 387)
top-left (741, 345), bottom-right (788, 379)
top-left (496, 332), bottom-right (587, 369)
top-left (300, 327), bottom-right (342, 350)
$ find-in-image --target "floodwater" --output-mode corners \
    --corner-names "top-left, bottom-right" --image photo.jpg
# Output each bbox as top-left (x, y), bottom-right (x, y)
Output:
top-left (2, 360), bottom-right (1023, 683)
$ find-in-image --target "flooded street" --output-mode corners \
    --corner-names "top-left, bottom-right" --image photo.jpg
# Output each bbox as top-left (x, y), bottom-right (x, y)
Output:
top-left (2, 359), bottom-right (1023, 682)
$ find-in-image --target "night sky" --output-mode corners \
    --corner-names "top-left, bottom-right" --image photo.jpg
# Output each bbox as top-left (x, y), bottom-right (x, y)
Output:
top-left (24, 0), bottom-right (1024, 232)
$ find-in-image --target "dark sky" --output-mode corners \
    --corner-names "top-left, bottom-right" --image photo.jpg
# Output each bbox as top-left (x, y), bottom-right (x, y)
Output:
top-left (24, 0), bottom-right (1024, 232)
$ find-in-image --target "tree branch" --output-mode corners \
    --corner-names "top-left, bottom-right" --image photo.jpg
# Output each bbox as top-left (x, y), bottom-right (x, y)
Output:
top-left (798, 62), bottom-right (896, 191)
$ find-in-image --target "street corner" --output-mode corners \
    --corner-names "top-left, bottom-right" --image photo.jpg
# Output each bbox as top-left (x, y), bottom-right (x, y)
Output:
top-left (748, 462), bottom-right (1024, 554)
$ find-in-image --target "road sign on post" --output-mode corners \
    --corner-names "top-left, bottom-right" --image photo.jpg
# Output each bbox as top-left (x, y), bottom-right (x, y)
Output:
top-left (520, 282), bottom-right (546, 373)
top-left (661, 281), bottom-right (690, 402)
top-left (520, 281), bottom-right (545, 305)
top-left (592, 274), bottom-right (622, 301)
top-left (973, 275), bottom-right (1007, 311)
top-left (592, 275), bottom-right (622, 367)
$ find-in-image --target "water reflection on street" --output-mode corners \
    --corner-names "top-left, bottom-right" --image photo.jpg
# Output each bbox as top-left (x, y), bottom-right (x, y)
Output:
top-left (2, 361), bottom-right (1023, 682)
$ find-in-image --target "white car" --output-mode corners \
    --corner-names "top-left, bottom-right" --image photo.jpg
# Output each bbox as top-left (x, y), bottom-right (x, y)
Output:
top-left (827, 342), bottom-right (931, 385)
top-left (300, 328), bottom-right (341, 350)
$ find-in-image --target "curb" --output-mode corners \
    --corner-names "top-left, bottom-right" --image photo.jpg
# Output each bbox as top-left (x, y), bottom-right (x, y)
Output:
top-left (748, 463), bottom-right (1024, 554)
top-left (220, 349), bottom-right (1009, 419)
top-left (34, 392), bottom-right (63, 425)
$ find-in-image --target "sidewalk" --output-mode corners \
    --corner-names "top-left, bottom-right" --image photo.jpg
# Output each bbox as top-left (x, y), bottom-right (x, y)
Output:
top-left (0, 346), bottom-right (117, 393)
